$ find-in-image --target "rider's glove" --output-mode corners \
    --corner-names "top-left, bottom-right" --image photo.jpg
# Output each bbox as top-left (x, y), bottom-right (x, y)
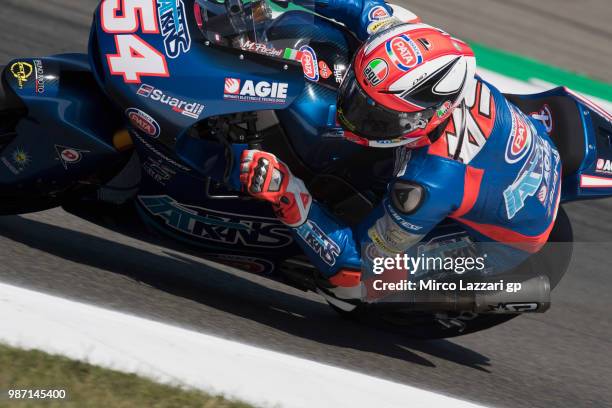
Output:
top-left (240, 150), bottom-right (312, 227)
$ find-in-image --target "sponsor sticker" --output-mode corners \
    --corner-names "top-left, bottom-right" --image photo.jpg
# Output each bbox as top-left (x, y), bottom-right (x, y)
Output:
top-left (369, 5), bottom-right (391, 21)
top-left (33, 59), bottom-right (45, 94)
top-left (132, 133), bottom-right (191, 172)
top-left (126, 108), bottom-right (161, 138)
top-left (299, 45), bottom-right (319, 82)
top-left (137, 84), bottom-right (205, 119)
top-left (530, 104), bottom-right (553, 133)
top-left (138, 195), bottom-right (294, 248)
top-left (318, 61), bottom-right (332, 80)
top-left (54, 145), bottom-right (90, 169)
top-left (296, 220), bottom-right (341, 266)
top-left (386, 34), bottom-right (423, 71)
top-left (367, 18), bottom-right (396, 35)
top-left (9, 62), bottom-right (33, 89)
top-left (142, 156), bottom-right (176, 185)
top-left (503, 136), bottom-right (559, 219)
top-left (596, 158), bottom-right (612, 175)
top-left (437, 101), bottom-right (452, 118)
top-left (1, 147), bottom-right (31, 175)
top-left (333, 63), bottom-right (346, 84)
top-left (223, 78), bottom-right (289, 104)
top-left (363, 58), bottom-right (388, 87)
top-left (157, 0), bottom-right (192, 58)
top-left (239, 40), bottom-right (283, 58)
top-left (9, 60), bottom-right (45, 93)
top-left (505, 107), bottom-right (533, 164)
top-left (537, 185), bottom-right (548, 204)
top-left (282, 48), bottom-right (302, 61)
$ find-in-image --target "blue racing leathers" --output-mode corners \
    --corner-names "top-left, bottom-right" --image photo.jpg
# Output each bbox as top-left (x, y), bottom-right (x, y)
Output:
top-left (287, 78), bottom-right (562, 277)
top-left (230, 1), bottom-right (562, 278)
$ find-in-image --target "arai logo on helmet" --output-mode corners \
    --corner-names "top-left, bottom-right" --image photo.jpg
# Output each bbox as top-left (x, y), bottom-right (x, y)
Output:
top-left (363, 58), bottom-right (388, 86)
top-left (126, 108), bottom-right (161, 138)
top-left (299, 45), bottom-right (319, 82)
top-left (386, 34), bottom-right (423, 72)
top-left (505, 109), bottom-right (533, 164)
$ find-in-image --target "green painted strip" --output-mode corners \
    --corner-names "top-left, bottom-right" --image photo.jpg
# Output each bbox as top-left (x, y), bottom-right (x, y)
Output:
top-left (469, 42), bottom-right (612, 102)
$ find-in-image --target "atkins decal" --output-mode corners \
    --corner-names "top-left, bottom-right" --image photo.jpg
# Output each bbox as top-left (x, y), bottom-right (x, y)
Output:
top-left (138, 195), bottom-right (294, 249)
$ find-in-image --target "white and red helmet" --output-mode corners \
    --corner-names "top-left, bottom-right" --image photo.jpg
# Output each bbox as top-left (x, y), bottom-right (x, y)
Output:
top-left (337, 24), bottom-right (477, 148)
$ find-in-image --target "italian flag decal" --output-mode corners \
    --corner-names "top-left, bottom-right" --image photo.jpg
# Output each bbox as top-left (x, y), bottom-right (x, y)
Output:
top-left (283, 48), bottom-right (303, 61)
top-left (364, 58), bottom-right (389, 86)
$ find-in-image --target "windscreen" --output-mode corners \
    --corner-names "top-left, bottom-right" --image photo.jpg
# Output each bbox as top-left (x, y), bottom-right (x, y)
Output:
top-left (194, 0), bottom-right (315, 62)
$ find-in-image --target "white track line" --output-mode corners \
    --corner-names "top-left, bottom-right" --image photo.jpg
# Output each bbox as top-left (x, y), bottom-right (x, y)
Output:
top-left (0, 283), bottom-right (484, 408)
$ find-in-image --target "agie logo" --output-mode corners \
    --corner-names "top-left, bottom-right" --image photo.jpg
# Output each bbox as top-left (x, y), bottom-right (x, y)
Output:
top-left (386, 34), bottom-right (423, 71)
top-left (505, 108), bottom-right (533, 164)
top-left (223, 78), bottom-right (289, 104)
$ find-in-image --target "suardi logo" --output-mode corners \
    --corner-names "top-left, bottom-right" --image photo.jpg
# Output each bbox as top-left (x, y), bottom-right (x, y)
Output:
top-left (126, 108), bottom-right (161, 138)
top-left (223, 78), bottom-right (289, 104)
top-left (137, 84), bottom-right (205, 119)
top-left (505, 108), bottom-right (533, 164)
top-left (299, 45), bottom-right (319, 82)
top-left (386, 34), bottom-right (423, 71)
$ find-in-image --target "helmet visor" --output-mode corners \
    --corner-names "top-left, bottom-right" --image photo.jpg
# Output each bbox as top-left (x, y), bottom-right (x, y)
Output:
top-left (337, 69), bottom-right (435, 142)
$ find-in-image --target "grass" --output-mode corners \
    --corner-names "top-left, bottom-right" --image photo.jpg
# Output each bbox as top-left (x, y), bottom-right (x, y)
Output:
top-left (0, 343), bottom-right (254, 408)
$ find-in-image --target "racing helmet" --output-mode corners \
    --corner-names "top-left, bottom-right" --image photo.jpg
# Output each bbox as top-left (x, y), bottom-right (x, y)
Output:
top-left (337, 24), bottom-right (477, 148)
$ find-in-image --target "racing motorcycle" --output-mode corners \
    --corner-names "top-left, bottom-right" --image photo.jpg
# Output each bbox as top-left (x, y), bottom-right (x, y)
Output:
top-left (1, 0), bottom-right (611, 338)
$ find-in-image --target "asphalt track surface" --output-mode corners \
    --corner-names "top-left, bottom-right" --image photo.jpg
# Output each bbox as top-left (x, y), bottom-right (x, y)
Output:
top-left (0, 1), bottom-right (611, 407)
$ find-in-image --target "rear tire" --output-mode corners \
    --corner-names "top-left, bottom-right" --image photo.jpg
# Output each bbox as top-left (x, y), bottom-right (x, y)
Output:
top-left (328, 206), bottom-right (573, 339)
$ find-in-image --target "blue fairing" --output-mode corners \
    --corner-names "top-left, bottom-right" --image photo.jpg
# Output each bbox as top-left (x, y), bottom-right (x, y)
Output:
top-left (506, 87), bottom-right (612, 201)
top-left (89, 0), bottom-right (306, 140)
top-left (1, 54), bottom-right (128, 211)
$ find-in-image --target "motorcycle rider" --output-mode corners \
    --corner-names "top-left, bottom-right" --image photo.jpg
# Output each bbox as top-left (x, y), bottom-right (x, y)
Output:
top-left (233, 1), bottom-right (562, 290)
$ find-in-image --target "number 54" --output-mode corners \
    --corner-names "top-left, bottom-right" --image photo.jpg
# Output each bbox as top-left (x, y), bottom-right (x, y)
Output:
top-left (101, 0), bottom-right (169, 83)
